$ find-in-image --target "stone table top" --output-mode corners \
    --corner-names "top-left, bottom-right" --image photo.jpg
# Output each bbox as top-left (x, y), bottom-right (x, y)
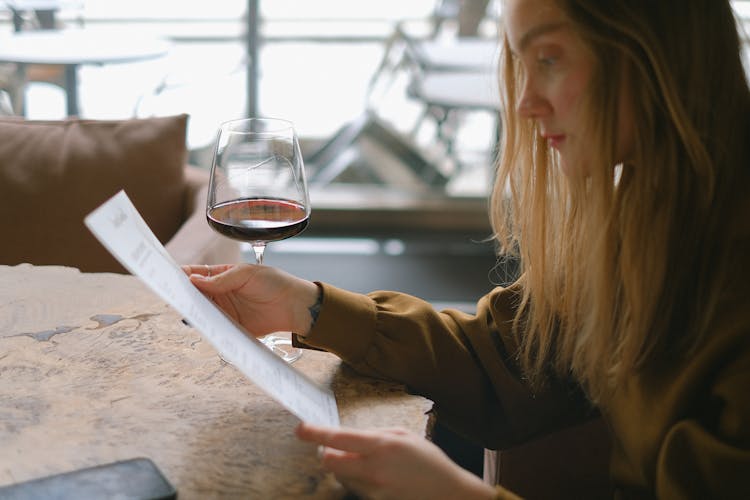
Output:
top-left (0, 264), bottom-right (433, 499)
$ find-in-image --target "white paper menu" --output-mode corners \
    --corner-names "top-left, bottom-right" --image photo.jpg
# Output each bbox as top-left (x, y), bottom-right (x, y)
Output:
top-left (84, 190), bottom-right (340, 427)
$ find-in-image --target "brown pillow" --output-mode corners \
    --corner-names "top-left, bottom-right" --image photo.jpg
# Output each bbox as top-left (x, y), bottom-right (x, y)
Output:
top-left (0, 114), bottom-right (188, 273)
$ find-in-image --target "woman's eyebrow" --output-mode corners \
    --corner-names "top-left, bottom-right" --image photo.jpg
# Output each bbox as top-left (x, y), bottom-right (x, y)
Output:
top-left (518, 22), bottom-right (566, 52)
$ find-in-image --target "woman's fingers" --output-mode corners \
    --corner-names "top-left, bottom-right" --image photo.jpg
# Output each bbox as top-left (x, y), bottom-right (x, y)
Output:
top-left (181, 264), bottom-right (235, 278)
top-left (296, 424), bottom-right (481, 499)
top-left (318, 447), bottom-right (365, 476)
top-left (296, 423), bottom-right (384, 454)
top-left (185, 264), bottom-right (256, 293)
top-left (297, 425), bottom-right (373, 485)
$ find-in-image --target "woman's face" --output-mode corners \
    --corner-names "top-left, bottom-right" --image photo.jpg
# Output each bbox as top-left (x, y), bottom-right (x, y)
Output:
top-left (505, 0), bottom-right (631, 176)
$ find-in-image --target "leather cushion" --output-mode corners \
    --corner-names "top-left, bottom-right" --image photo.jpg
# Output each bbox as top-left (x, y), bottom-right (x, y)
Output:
top-left (0, 114), bottom-right (188, 273)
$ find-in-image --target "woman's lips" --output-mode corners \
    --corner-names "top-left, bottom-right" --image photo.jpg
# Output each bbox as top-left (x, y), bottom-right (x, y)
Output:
top-left (545, 134), bottom-right (566, 149)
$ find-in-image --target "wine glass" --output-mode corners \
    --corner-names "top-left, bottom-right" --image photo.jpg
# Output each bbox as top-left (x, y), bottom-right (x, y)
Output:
top-left (207, 117), bottom-right (310, 363)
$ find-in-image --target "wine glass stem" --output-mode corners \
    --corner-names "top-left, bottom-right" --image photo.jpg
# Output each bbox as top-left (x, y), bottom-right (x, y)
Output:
top-left (252, 243), bottom-right (266, 265)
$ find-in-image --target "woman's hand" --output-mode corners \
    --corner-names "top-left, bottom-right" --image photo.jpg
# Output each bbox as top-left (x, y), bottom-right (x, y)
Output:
top-left (182, 264), bottom-right (320, 338)
top-left (296, 423), bottom-right (497, 500)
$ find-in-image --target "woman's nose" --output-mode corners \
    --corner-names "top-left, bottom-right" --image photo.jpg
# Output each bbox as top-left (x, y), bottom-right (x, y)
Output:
top-left (516, 79), bottom-right (549, 118)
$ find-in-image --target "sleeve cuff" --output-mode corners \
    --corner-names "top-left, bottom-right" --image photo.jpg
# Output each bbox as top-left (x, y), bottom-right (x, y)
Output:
top-left (297, 281), bottom-right (378, 364)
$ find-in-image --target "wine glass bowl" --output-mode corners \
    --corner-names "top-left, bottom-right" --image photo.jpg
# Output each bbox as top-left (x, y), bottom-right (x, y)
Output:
top-left (207, 117), bottom-right (309, 363)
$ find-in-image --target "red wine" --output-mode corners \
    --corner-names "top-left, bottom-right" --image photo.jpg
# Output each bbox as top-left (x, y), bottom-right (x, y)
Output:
top-left (207, 198), bottom-right (309, 242)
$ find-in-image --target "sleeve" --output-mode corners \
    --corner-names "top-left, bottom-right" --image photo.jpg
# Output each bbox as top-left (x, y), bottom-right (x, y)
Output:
top-left (302, 281), bottom-right (597, 449)
top-left (655, 333), bottom-right (750, 499)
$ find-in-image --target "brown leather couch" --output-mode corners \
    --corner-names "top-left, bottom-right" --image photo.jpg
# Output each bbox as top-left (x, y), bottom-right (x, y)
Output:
top-left (0, 114), bottom-right (239, 272)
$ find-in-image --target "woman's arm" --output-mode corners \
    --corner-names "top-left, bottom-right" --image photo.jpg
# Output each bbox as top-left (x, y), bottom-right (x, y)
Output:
top-left (303, 282), bottom-right (597, 448)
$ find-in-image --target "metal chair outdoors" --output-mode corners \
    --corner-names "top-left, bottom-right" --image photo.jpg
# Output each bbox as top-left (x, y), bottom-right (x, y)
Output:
top-left (307, 22), bottom-right (501, 191)
top-left (366, 23), bottom-right (501, 174)
top-left (365, 22), bottom-right (498, 108)
top-left (306, 111), bottom-right (449, 189)
top-left (406, 69), bottom-right (501, 168)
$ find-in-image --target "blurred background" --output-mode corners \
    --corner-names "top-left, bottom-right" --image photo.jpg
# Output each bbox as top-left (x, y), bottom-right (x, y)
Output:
top-left (0, 0), bottom-right (500, 191)
top-left (0, 0), bottom-right (510, 308)
top-left (1, 0), bottom-right (748, 306)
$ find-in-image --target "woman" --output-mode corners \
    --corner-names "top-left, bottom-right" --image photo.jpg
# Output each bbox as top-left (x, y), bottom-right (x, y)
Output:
top-left (185, 0), bottom-right (750, 497)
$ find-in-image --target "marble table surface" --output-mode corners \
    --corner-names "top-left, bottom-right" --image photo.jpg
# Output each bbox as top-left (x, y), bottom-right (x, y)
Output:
top-left (0, 264), bottom-right (433, 499)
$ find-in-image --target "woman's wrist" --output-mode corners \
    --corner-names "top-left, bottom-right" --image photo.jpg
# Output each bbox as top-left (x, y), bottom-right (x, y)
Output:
top-left (294, 280), bottom-right (323, 337)
top-left (307, 282), bottom-right (323, 332)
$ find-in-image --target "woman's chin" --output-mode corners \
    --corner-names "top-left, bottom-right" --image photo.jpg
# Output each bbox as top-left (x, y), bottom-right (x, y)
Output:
top-left (558, 153), bottom-right (591, 178)
top-left (559, 158), bottom-right (579, 177)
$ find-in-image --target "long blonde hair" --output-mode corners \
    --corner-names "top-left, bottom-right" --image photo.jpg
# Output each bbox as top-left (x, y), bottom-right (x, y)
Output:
top-left (491, 0), bottom-right (750, 402)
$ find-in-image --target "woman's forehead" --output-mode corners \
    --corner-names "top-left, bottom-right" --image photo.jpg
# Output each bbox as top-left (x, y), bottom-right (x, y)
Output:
top-left (504, 0), bottom-right (569, 52)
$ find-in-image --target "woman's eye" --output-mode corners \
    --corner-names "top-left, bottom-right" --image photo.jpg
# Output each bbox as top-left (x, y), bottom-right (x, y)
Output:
top-left (534, 46), bottom-right (561, 68)
top-left (537, 55), bottom-right (556, 67)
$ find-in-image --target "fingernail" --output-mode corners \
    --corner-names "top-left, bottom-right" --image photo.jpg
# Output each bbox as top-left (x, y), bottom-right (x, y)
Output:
top-left (190, 273), bottom-right (206, 281)
top-left (316, 445), bottom-right (325, 459)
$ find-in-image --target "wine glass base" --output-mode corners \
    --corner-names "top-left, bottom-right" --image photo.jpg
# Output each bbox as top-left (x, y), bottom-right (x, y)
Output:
top-left (261, 333), bottom-right (303, 363)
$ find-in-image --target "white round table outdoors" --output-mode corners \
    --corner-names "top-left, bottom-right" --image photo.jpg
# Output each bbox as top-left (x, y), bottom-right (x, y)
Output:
top-left (0, 29), bottom-right (171, 116)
